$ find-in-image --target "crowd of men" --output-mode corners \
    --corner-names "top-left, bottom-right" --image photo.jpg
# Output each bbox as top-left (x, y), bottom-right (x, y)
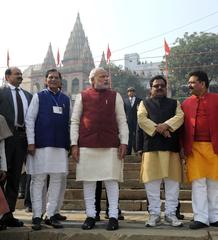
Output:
top-left (0, 66), bottom-right (218, 231)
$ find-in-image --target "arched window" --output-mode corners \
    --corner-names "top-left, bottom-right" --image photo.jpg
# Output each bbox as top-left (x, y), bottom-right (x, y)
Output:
top-left (61, 79), bottom-right (67, 94)
top-left (72, 78), bottom-right (79, 94)
top-left (32, 83), bottom-right (40, 93)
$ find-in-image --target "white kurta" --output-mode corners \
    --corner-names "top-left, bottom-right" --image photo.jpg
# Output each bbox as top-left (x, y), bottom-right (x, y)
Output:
top-left (71, 92), bottom-right (128, 182)
top-left (25, 93), bottom-right (70, 175)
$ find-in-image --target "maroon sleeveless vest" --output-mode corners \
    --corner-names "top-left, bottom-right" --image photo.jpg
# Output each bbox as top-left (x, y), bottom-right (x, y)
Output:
top-left (79, 88), bottom-right (120, 148)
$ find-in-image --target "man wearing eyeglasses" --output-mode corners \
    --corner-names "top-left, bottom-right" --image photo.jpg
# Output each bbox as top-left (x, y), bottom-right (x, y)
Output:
top-left (137, 75), bottom-right (184, 227)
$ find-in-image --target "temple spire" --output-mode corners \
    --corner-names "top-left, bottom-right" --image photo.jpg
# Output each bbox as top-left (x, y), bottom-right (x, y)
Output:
top-left (41, 43), bottom-right (56, 70)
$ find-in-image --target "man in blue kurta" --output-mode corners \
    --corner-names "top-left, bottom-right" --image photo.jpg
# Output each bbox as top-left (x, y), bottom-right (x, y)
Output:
top-left (25, 69), bottom-right (71, 230)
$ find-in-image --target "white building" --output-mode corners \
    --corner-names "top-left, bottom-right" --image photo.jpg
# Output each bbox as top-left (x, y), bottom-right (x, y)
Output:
top-left (124, 53), bottom-right (162, 78)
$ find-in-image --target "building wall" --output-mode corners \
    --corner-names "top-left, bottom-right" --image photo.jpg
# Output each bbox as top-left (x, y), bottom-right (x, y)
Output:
top-left (124, 53), bottom-right (162, 77)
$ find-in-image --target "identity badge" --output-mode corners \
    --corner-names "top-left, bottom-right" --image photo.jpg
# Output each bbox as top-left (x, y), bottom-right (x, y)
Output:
top-left (53, 106), bottom-right (63, 114)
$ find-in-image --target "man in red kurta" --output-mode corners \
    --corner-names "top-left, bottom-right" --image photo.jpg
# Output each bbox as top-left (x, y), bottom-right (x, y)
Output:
top-left (181, 70), bottom-right (218, 229)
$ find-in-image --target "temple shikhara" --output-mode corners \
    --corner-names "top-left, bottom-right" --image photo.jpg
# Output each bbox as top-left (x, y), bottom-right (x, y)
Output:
top-left (22, 13), bottom-right (95, 100)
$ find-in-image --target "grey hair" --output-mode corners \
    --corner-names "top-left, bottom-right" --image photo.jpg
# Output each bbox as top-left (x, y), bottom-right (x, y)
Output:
top-left (89, 67), bottom-right (106, 84)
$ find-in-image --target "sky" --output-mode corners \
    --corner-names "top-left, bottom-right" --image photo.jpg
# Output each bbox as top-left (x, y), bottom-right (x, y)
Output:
top-left (0, 0), bottom-right (218, 80)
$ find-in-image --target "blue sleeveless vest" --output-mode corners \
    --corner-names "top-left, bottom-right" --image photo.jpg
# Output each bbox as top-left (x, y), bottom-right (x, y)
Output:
top-left (35, 89), bottom-right (70, 150)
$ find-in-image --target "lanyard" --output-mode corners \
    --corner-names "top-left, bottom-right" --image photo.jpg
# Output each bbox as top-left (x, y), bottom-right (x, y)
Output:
top-left (46, 89), bottom-right (61, 107)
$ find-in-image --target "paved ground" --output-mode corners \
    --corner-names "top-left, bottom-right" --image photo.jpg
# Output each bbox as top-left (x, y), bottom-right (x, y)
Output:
top-left (14, 209), bottom-right (194, 228)
top-left (1, 210), bottom-right (218, 240)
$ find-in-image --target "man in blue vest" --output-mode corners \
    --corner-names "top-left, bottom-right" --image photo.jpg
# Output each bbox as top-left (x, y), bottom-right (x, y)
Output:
top-left (25, 69), bottom-right (71, 230)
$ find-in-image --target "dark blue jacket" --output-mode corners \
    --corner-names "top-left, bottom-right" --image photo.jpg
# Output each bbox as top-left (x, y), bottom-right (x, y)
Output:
top-left (35, 89), bottom-right (70, 150)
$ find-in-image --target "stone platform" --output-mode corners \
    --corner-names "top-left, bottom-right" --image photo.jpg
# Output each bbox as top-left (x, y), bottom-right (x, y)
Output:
top-left (1, 210), bottom-right (218, 240)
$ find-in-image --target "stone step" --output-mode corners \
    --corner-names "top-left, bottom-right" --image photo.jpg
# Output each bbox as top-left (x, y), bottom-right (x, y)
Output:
top-left (16, 197), bottom-right (193, 213)
top-left (124, 155), bottom-right (141, 163)
top-left (62, 199), bottom-right (193, 213)
top-left (67, 179), bottom-right (192, 190)
top-left (64, 189), bottom-right (192, 201)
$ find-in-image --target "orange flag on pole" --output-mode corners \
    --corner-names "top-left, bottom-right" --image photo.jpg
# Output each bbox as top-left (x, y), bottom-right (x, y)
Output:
top-left (106, 45), bottom-right (111, 64)
top-left (164, 39), bottom-right (170, 56)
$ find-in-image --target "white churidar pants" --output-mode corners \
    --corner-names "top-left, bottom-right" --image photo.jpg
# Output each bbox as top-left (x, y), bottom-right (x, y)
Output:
top-left (55, 174), bottom-right (67, 214)
top-left (145, 178), bottom-right (179, 216)
top-left (40, 174), bottom-right (67, 215)
top-left (83, 180), bottom-right (119, 219)
top-left (192, 178), bottom-right (218, 225)
top-left (30, 173), bottom-right (66, 218)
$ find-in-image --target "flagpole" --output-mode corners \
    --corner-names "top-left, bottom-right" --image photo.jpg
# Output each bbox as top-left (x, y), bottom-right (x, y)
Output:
top-left (164, 39), bottom-right (171, 97)
top-left (165, 53), bottom-right (168, 82)
top-left (165, 53), bottom-right (171, 97)
top-left (106, 44), bottom-right (112, 89)
top-left (108, 61), bottom-right (112, 89)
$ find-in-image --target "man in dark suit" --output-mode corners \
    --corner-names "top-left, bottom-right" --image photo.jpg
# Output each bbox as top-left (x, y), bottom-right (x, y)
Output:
top-left (124, 87), bottom-right (141, 155)
top-left (0, 67), bottom-right (32, 227)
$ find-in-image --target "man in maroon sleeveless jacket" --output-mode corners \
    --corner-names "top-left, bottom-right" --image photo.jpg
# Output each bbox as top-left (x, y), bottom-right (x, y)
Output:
top-left (71, 67), bottom-right (128, 231)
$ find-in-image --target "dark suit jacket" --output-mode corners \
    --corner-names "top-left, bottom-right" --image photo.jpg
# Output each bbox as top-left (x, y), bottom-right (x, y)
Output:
top-left (0, 85), bottom-right (32, 132)
top-left (124, 96), bottom-right (141, 132)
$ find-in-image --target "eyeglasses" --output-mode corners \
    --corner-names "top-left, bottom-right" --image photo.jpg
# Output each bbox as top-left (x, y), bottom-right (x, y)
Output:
top-left (152, 84), bottom-right (166, 89)
top-left (48, 76), bottom-right (60, 80)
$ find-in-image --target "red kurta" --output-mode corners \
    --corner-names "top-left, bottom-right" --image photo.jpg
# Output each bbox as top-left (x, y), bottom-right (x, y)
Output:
top-left (182, 93), bottom-right (218, 182)
top-left (181, 93), bottom-right (218, 156)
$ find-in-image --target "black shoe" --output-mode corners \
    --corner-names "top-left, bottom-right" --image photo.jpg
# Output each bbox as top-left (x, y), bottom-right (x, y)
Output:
top-left (18, 193), bottom-right (25, 199)
top-left (46, 216), bottom-right (63, 228)
top-left (44, 216), bottom-right (50, 225)
top-left (118, 214), bottom-right (124, 220)
top-left (0, 219), bottom-right (7, 231)
top-left (176, 202), bottom-right (184, 220)
top-left (176, 212), bottom-right (184, 220)
top-left (210, 221), bottom-right (218, 227)
top-left (106, 217), bottom-right (119, 231)
top-left (53, 213), bottom-right (67, 221)
top-left (95, 215), bottom-right (101, 221)
top-left (189, 221), bottom-right (208, 229)
top-left (81, 217), bottom-right (95, 230)
top-left (2, 214), bottom-right (24, 227)
top-left (32, 217), bottom-right (42, 231)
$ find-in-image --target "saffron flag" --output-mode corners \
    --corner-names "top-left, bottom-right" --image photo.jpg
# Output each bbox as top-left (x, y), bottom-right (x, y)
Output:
top-left (56, 49), bottom-right (60, 66)
top-left (107, 45), bottom-right (111, 64)
top-left (7, 50), bottom-right (10, 68)
top-left (164, 39), bottom-right (170, 56)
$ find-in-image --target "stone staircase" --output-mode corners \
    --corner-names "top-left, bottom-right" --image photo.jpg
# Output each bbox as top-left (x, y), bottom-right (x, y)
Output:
top-left (63, 155), bottom-right (192, 214)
